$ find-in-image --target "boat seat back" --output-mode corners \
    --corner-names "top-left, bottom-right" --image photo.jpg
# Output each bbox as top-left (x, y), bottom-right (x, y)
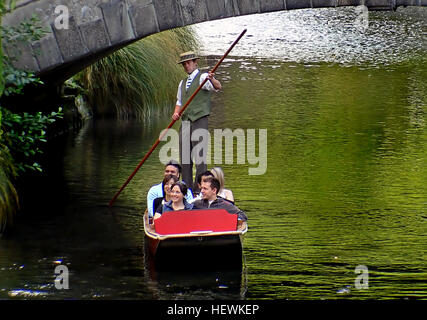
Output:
top-left (154, 209), bottom-right (238, 235)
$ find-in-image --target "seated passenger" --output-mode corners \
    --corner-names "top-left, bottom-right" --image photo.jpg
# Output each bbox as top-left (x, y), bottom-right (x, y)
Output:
top-left (189, 170), bottom-right (214, 203)
top-left (152, 174), bottom-right (178, 215)
top-left (147, 160), bottom-right (194, 217)
top-left (193, 177), bottom-right (247, 221)
top-left (154, 181), bottom-right (193, 220)
top-left (210, 167), bottom-right (235, 203)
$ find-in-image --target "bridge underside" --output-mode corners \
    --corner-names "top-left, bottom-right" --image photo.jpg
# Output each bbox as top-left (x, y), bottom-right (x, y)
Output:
top-left (2, 0), bottom-right (426, 85)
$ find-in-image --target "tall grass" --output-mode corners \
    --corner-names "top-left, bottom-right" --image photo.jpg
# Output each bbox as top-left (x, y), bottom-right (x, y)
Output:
top-left (1, 2), bottom-right (43, 234)
top-left (77, 27), bottom-right (200, 119)
top-left (1, 27), bottom-right (18, 233)
top-left (0, 144), bottom-right (18, 234)
top-left (0, 0), bottom-right (18, 235)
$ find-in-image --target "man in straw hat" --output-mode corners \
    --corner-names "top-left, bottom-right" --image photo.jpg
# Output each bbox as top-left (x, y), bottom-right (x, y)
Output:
top-left (172, 51), bottom-right (222, 193)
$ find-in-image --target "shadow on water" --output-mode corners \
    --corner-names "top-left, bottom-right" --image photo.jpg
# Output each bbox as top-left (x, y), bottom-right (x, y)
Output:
top-left (145, 268), bottom-right (247, 300)
top-left (144, 249), bottom-right (247, 300)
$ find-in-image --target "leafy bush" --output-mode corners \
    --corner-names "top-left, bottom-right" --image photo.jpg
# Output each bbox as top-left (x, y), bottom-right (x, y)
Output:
top-left (0, 107), bottom-right (63, 173)
top-left (0, 14), bottom-right (47, 96)
top-left (0, 9), bottom-right (58, 233)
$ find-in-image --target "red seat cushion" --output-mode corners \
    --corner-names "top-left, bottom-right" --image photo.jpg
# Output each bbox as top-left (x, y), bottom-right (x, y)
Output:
top-left (154, 209), bottom-right (238, 235)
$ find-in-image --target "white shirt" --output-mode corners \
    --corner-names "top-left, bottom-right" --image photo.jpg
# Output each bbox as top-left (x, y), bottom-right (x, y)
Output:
top-left (176, 69), bottom-right (218, 107)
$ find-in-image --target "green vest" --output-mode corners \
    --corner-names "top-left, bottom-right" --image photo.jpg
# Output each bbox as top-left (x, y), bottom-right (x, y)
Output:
top-left (181, 71), bottom-right (212, 122)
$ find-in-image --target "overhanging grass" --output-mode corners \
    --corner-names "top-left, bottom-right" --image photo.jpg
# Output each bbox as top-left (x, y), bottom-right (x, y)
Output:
top-left (0, 145), bottom-right (18, 234)
top-left (77, 27), bottom-right (200, 119)
top-left (1, 4), bottom-right (18, 234)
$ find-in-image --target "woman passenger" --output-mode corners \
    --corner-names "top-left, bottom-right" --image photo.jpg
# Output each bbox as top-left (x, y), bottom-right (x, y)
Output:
top-left (210, 167), bottom-right (234, 203)
top-left (152, 174), bottom-right (177, 215)
top-left (154, 181), bottom-right (193, 219)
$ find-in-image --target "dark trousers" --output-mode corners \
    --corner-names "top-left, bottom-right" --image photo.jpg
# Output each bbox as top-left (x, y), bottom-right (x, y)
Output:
top-left (179, 116), bottom-right (209, 193)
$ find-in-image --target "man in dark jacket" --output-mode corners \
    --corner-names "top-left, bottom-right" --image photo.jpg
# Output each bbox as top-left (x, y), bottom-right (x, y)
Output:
top-left (193, 177), bottom-right (247, 221)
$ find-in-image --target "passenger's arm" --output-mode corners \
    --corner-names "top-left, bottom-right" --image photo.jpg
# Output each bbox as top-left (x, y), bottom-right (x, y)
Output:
top-left (185, 188), bottom-right (194, 202)
top-left (147, 187), bottom-right (157, 217)
top-left (224, 202), bottom-right (247, 221)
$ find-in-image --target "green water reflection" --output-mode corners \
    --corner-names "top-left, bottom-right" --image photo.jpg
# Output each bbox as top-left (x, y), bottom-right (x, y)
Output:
top-left (49, 57), bottom-right (427, 300)
top-left (1, 53), bottom-right (425, 301)
top-left (67, 57), bottom-right (426, 299)
top-left (210, 57), bottom-right (426, 299)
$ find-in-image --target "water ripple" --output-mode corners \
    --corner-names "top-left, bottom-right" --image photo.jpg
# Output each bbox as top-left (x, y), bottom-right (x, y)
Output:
top-left (196, 7), bottom-right (426, 66)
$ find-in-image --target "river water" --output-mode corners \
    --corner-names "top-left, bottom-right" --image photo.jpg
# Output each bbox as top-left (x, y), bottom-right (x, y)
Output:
top-left (1, 7), bottom-right (426, 300)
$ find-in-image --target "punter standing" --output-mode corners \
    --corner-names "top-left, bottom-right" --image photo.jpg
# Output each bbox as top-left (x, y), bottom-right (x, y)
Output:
top-left (172, 51), bottom-right (222, 193)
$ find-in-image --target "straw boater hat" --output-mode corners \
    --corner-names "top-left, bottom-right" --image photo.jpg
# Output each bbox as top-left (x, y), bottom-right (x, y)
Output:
top-left (178, 51), bottom-right (199, 64)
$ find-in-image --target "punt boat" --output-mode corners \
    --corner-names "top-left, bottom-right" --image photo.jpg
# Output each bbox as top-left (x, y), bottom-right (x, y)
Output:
top-left (143, 209), bottom-right (248, 270)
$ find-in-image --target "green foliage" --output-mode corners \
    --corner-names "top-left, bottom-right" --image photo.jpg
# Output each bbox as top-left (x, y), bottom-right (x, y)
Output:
top-left (0, 107), bottom-right (63, 173)
top-left (0, 14), bottom-right (46, 44)
top-left (2, 65), bottom-right (43, 96)
top-left (0, 0), bottom-right (16, 15)
top-left (0, 0), bottom-right (18, 234)
top-left (77, 27), bottom-right (200, 119)
top-left (0, 7), bottom-right (57, 233)
top-left (0, 15), bottom-right (47, 96)
top-left (0, 56), bottom-right (3, 96)
top-left (0, 12), bottom-right (54, 174)
top-left (0, 141), bottom-right (18, 234)
top-left (0, 0), bottom-right (6, 95)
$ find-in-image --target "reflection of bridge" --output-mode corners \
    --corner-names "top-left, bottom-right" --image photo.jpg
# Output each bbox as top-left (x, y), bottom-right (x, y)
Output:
top-left (3, 0), bottom-right (426, 84)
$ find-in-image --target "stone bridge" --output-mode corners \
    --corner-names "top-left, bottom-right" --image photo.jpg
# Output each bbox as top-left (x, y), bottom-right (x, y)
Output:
top-left (2, 0), bottom-right (426, 84)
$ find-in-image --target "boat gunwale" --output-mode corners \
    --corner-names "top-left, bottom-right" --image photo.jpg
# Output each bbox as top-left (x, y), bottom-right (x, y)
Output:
top-left (143, 211), bottom-right (248, 241)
